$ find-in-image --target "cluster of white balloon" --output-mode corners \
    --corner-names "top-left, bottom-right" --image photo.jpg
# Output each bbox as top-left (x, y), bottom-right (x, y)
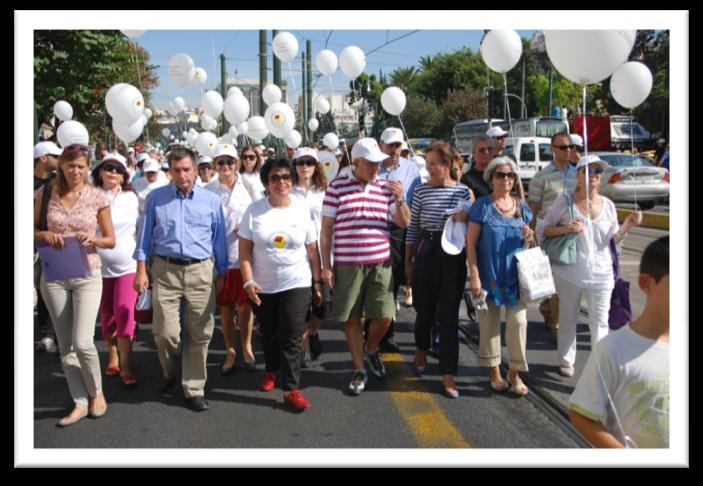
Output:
top-left (106, 83), bottom-right (147, 144)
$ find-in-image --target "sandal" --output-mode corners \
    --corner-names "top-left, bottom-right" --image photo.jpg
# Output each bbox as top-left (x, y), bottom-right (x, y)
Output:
top-left (489, 379), bottom-right (509, 392)
top-left (508, 377), bottom-right (529, 397)
top-left (105, 364), bottom-right (121, 377)
top-left (120, 372), bottom-right (138, 388)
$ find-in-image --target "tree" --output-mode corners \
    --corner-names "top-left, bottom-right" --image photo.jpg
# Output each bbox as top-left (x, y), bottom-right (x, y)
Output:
top-left (401, 96), bottom-right (442, 138)
top-left (389, 66), bottom-right (418, 91)
top-left (34, 30), bottom-right (159, 147)
top-left (437, 88), bottom-right (486, 139)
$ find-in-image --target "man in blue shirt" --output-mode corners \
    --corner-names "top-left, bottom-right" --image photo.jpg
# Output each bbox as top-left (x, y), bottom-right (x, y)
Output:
top-left (134, 146), bottom-right (227, 412)
top-left (368, 127), bottom-right (422, 352)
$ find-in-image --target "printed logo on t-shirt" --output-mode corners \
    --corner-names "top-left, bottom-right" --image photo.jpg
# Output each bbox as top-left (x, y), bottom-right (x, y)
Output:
top-left (269, 231), bottom-right (292, 250)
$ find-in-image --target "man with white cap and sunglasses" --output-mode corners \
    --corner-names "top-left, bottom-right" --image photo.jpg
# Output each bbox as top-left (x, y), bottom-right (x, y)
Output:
top-left (196, 155), bottom-right (218, 187)
top-left (569, 134), bottom-right (585, 167)
top-left (33, 141), bottom-right (63, 353)
top-left (320, 138), bottom-right (410, 395)
top-left (486, 126), bottom-right (509, 156)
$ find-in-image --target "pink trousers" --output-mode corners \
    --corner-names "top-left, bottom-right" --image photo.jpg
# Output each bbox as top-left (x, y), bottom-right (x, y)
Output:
top-left (100, 273), bottom-right (138, 340)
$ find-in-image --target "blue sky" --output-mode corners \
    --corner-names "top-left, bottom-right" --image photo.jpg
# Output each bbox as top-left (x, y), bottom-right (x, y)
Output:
top-left (136, 29), bottom-right (536, 111)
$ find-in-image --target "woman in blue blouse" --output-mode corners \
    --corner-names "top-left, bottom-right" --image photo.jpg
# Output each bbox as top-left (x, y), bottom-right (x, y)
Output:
top-left (466, 157), bottom-right (535, 397)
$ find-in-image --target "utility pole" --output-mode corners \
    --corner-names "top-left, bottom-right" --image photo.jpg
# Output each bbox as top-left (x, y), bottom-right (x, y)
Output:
top-left (521, 56), bottom-right (526, 118)
top-left (302, 52), bottom-right (307, 144)
top-left (306, 39), bottom-right (313, 129)
top-left (272, 30), bottom-right (282, 101)
top-left (259, 30), bottom-right (267, 116)
top-left (220, 53), bottom-right (228, 133)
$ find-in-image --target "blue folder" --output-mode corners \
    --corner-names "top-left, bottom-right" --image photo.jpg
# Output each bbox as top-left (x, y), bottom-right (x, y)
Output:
top-left (36, 237), bottom-right (92, 282)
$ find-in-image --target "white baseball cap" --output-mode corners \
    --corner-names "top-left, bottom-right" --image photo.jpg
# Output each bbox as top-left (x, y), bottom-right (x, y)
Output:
top-left (400, 141), bottom-right (409, 151)
top-left (486, 126), bottom-right (508, 138)
top-left (441, 217), bottom-right (468, 255)
top-left (161, 161), bottom-right (170, 170)
top-left (127, 147), bottom-right (135, 154)
top-left (197, 155), bottom-right (213, 166)
top-left (351, 138), bottom-right (390, 163)
top-left (213, 144), bottom-right (238, 160)
top-left (101, 152), bottom-right (127, 169)
top-left (136, 152), bottom-right (149, 164)
top-left (576, 154), bottom-right (609, 170)
top-left (34, 141), bottom-right (62, 159)
top-left (569, 134), bottom-right (584, 148)
top-left (143, 159), bottom-right (161, 173)
top-left (293, 147), bottom-right (319, 162)
top-left (380, 127), bottom-right (404, 145)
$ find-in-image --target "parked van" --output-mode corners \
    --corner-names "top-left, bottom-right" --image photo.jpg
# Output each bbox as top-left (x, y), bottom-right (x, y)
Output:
top-left (502, 137), bottom-right (553, 189)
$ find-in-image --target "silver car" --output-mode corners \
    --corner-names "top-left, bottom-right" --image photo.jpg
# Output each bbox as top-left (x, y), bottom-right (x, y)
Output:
top-left (592, 152), bottom-right (670, 210)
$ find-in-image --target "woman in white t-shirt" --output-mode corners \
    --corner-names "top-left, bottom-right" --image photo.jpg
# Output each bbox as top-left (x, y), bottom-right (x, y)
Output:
top-left (537, 155), bottom-right (641, 378)
top-left (290, 147), bottom-right (328, 368)
top-left (239, 159), bottom-right (322, 412)
top-left (91, 153), bottom-right (140, 387)
top-left (239, 145), bottom-right (266, 201)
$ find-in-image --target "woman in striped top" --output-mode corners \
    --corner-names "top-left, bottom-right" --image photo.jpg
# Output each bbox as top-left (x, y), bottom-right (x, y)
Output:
top-left (406, 141), bottom-right (473, 399)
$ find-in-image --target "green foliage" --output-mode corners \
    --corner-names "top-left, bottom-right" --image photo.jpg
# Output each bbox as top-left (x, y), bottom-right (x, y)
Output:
top-left (401, 95), bottom-right (442, 138)
top-left (34, 30), bottom-right (159, 147)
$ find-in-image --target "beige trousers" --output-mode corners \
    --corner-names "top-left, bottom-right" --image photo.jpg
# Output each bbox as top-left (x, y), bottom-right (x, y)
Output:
top-left (477, 300), bottom-right (529, 372)
top-left (151, 257), bottom-right (216, 398)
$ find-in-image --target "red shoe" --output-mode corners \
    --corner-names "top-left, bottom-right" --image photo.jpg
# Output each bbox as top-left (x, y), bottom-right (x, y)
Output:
top-left (283, 390), bottom-right (310, 411)
top-left (260, 371), bottom-right (279, 392)
top-left (105, 364), bottom-right (120, 377)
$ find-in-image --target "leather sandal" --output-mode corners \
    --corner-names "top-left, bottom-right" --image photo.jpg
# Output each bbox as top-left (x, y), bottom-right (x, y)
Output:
top-left (489, 379), bottom-right (510, 392)
top-left (120, 372), bottom-right (138, 388)
top-left (508, 377), bottom-right (529, 396)
top-left (105, 364), bottom-right (120, 377)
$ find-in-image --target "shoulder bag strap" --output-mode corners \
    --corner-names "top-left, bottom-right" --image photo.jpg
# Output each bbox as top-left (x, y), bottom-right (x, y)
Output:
top-left (39, 181), bottom-right (52, 231)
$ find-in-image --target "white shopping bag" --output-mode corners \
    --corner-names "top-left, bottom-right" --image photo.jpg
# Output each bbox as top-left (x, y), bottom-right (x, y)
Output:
top-left (135, 288), bottom-right (152, 311)
top-left (515, 247), bottom-right (556, 303)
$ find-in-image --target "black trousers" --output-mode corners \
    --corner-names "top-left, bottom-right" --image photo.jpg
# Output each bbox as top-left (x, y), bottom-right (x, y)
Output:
top-left (251, 287), bottom-right (309, 391)
top-left (412, 235), bottom-right (467, 375)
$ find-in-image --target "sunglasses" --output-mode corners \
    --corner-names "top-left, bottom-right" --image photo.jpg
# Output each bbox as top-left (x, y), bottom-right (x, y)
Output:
top-left (476, 147), bottom-right (492, 154)
top-left (241, 154), bottom-right (257, 161)
top-left (216, 159), bottom-right (237, 166)
top-left (579, 167), bottom-right (605, 174)
top-left (269, 173), bottom-right (292, 183)
top-left (492, 172), bottom-right (516, 180)
top-left (553, 144), bottom-right (575, 151)
top-left (493, 135), bottom-right (507, 140)
top-left (101, 164), bottom-right (125, 174)
top-left (295, 159), bottom-right (317, 167)
top-left (198, 165), bottom-right (213, 171)
top-left (63, 144), bottom-right (90, 155)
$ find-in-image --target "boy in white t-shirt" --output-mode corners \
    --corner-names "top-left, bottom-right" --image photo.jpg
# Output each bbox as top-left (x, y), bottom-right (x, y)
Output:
top-left (569, 236), bottom-right (669, 448)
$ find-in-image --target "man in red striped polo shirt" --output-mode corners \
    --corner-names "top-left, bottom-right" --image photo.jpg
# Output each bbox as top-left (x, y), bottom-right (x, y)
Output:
top-left (320, 138), bottom-right (411, 395)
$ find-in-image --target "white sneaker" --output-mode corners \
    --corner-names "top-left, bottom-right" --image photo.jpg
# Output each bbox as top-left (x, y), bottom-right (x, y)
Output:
top-left (36, 337), bottom-right (57, 353)
top-left (559, 366), bottom-right (575, 377)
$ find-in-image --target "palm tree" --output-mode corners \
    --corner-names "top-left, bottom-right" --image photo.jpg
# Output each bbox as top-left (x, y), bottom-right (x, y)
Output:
top-left (418, 55), bottom-right (436, 72)
top-left (389, 67), bottom-right (418, 91)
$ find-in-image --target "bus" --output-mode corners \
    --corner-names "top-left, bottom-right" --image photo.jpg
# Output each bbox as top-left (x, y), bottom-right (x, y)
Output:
top-left (452, 118), bottom-right (510, 157)
top-left (510, 116), bottom-right (570, 139)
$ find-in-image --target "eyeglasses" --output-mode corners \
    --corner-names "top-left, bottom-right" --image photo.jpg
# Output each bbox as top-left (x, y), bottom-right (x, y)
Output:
top-left (198, 165), bottom-right (213, 171)
top-left (241, 154), bottom-right (257, 161)
top-left (101, 164), bottom-right (125, 175)
top-left (63, 144), bottom-right (90, 155)
top-left (269, 173), bottom-right (292, 183)
top-left (295, 159), bottom-right (317, 167)
top-left (553, 144), bottom-right (574, 151)
top-left (216, 159), bottom-right (237, 166)
top-left (492, 172), bottom-right (516, 180)
top-left (386, 142), bottom-right (402, 148)
top-left (578, 167), bottom-right (605, 174)
top-left (476, 147), bottom-right (492, 154)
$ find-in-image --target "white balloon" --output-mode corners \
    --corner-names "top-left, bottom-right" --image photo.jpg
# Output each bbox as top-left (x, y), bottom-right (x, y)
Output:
top-left (56, 120), bottom-right (89, 148)
top-left (411, 155), bottom-right (426, 170)
top-left (172, 97), bottom-right (186, 112)
top-left (181, 131), bottom-right (188, 138)
top-left (228, 87), bottom-right (243, 97)
top-left (201, 90), bottom-right (224, 119)
top-left (318, 150), bottom-right (339, 181)
top-left (316, 49), bottom-right (338, 76)
top-left (323, 132), bottom-right (339, 151)
top-left (200, 114), bottom-right (217, 131)
top-left (610, 61), bottom-right (653, 109)
top-left (284, 130), bottom-right (302, 149)
top-left (308, 118), bottom-right (319, 132)
top-left (106, 83), bottom-right (144, 125)
top-left (140, 114), bottom-right (148, 126)
top-left (195, 131), bottom-right (218, 157)
top-left (144, 108), bottom-right (153, 119)
top-left (53, 100), bottom-right (73, 121)
top-left (262, 84), bottom-right (283, 106)
top-left (480, 30), bottom-right (523, 74)
top-left (272, 31), bottom-right (299, 63)
top-left (236, 121), bottom-right (248, 136)
top-left (315, 97), bottom-right (331, 115)
top-left (381, 87), bottom-right (407, 116)
top-left (264, 102), bottom-right (296, 139)
top-left (113, 117), bottom-right (144, 144)
top-left (168, 53), bottom-right (196, 88)
top-left (120, 30), bottom-right (146, 39)
top-left (170, 135), bottom-right (175, 140)
top-left (246, 116), bottom-right (268, 143)
top-left (162, 128), bottom-right (171, 137)
top-left (339, 46), bottom-right (366, 79)
top-left (186, 132), bottom-right (198, 146)
top-left (193, 67), bottom-right (207, 87)
top-left (223, 94), bottom-right (250, 124)
top-left (545, 30), bottom-right (637, 85)
top-left (166, 102), bottom-right (178, 117)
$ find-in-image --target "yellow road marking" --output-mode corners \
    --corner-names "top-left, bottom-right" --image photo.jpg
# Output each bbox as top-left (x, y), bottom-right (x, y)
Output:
top-left (383, 353), bottom-right (471, 448)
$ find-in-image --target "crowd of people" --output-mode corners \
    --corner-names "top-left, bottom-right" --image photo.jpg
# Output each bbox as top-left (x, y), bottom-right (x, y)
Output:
top-left (32, 127), bottom-right (668, 448)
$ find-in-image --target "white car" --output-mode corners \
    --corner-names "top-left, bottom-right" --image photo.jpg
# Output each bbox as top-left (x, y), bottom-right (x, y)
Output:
top-left (592, 152), bottom-right (670, 210)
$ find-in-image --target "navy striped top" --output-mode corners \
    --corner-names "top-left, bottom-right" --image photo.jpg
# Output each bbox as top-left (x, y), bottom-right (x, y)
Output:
top-left (406, 183), bottom-right (472, 246)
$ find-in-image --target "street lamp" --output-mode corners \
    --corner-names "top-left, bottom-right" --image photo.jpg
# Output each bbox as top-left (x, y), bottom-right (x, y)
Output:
top-left (504, 93), bottom-right (528, 120)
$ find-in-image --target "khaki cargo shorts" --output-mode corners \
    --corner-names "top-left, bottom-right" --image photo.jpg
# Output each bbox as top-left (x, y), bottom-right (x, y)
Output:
top-left (330, 260), bottom-right (395, 322)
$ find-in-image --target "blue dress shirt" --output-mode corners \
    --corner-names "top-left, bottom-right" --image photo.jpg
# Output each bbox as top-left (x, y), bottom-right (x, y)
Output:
top-left (134, 183), bottom-right (228, 276)
top-left (378, 157), bottom-right (422, 209)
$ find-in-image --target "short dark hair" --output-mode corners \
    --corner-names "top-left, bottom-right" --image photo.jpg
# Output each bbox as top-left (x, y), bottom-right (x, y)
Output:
top-left (167, 146), bottom-right (197, 166)
top-left (640, 236), bottom-right (669, 283)
top-left (551, 131), bottom-right (570, 144)
top-left (260, 158), bottom-right (293, 186)
top-left (91, 162), bottom-right (132, 192)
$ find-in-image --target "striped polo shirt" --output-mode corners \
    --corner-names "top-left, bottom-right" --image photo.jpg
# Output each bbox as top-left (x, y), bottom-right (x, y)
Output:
top-left (528, 162), bottom-right (578, 219)
top-left (406, 183), bottom-right (472, 246)
top-left (322, 173), bottom-right (397, 265)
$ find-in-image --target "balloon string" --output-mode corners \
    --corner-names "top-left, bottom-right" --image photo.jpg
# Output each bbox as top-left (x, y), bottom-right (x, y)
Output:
top-left (630, 109), bottom-right (638, 207)
top-left (287, 62), bottom-right (307, 145)
top-left (503, 74), bottom-right (513, 138)
top-left (328, 75), bottom-right (338, 135)
top-left (582, 85), bottom-right (595, 266)
top-left (396, 116), bottom-right (415, 158)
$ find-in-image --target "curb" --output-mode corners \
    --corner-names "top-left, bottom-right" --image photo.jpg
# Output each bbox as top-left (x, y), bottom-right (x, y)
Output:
top-left (616, 208), bottom-right (669, 230)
